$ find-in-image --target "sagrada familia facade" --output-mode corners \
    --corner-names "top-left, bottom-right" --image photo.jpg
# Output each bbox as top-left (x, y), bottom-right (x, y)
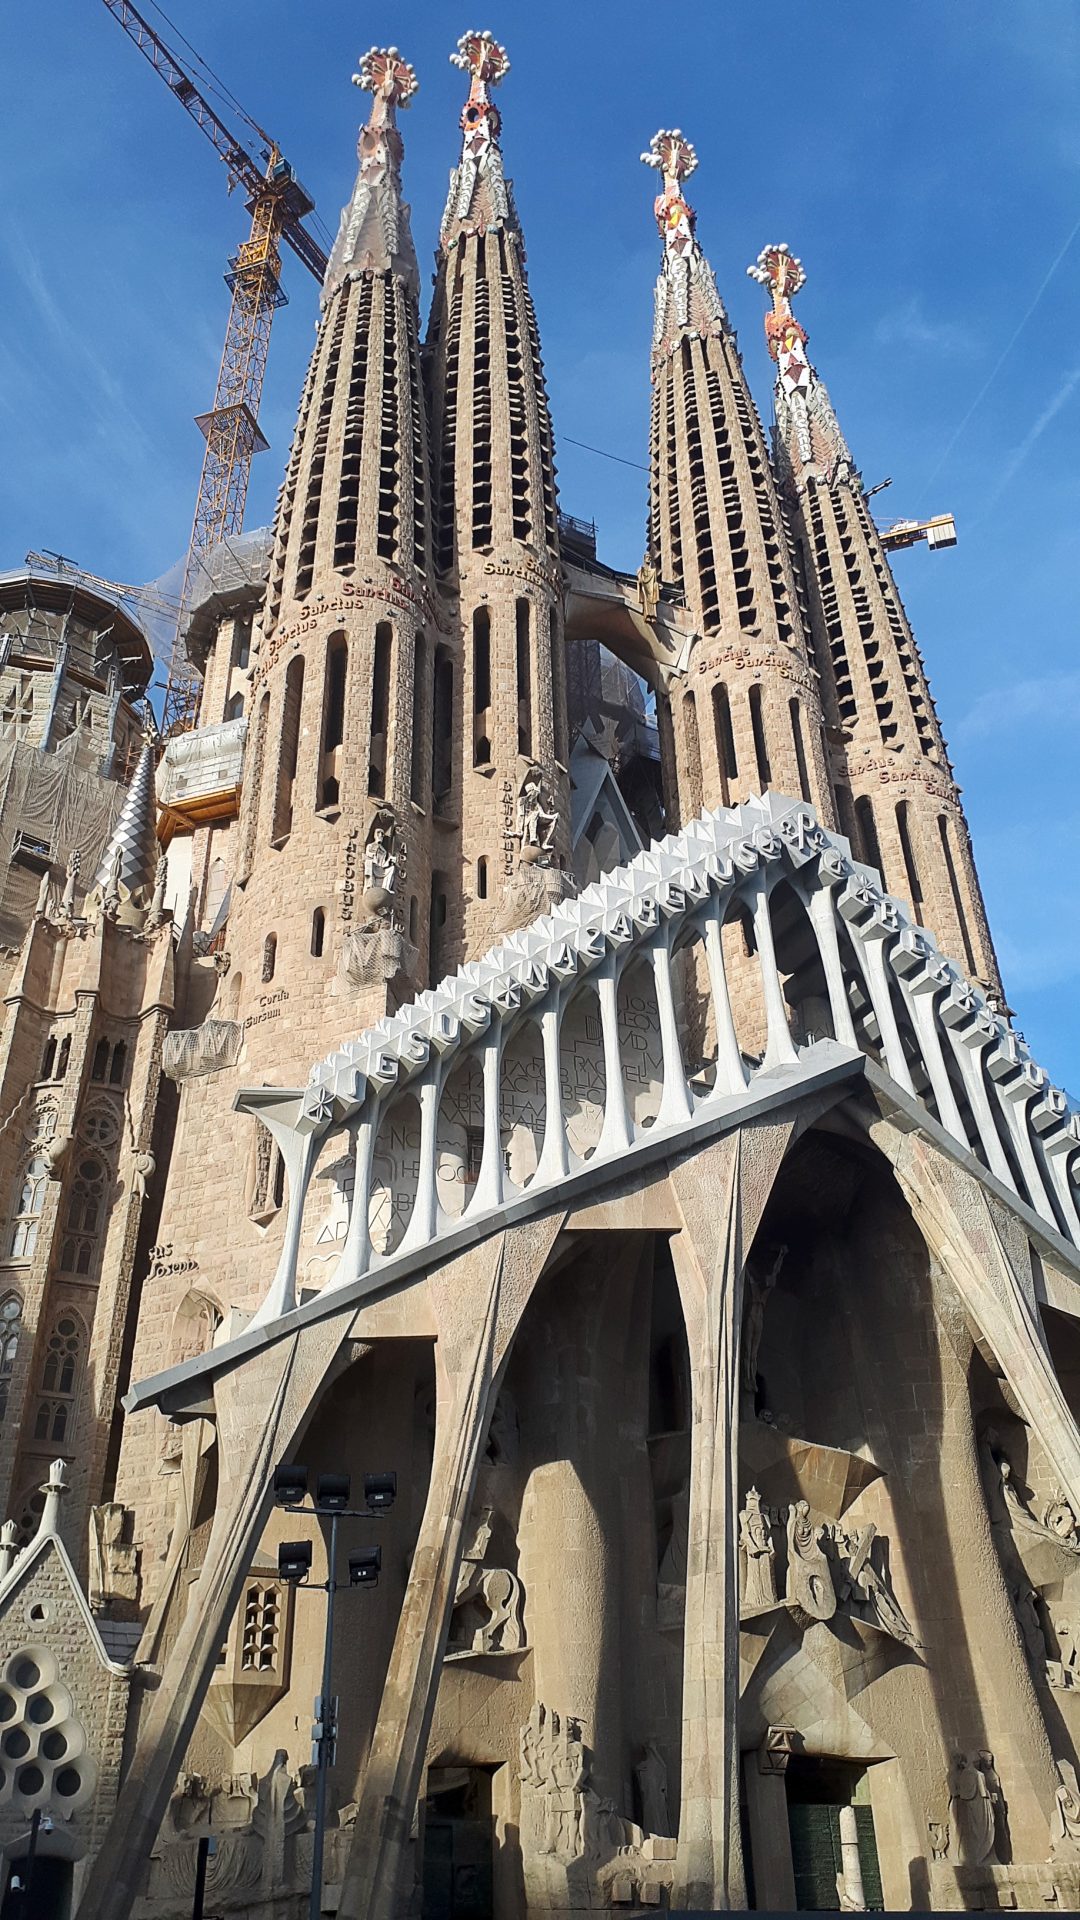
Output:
top-left (1, 30), bottom-right (1079, 1918)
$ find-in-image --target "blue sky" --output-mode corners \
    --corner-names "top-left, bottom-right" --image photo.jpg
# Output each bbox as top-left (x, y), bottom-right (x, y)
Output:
top-left (3, 2), bottom-right (1079, 1089)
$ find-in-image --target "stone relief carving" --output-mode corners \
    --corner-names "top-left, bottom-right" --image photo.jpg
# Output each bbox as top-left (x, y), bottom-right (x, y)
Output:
top-left (735, 1497), bottom-right (918, 1648)
top-left (1052, 1759), bottom-right (1080, 1859)
top-left (948, 1752), bottom-right (1004, 1867)
top-left (88, 1501), bottom-right (139, 1607)
top-left (980, 1426), bottom-right (1080, 1690)
top-left (362, 807), bottom-right (402, 908)
top-left (634, 1741), bottom-right (670, 1836)
top-left (518, 1703), bottom-right (675, 1912)
top-left (153, 1750), bottom-right (321, 1903)
top-left (447, 1505), bottom-right (525, 1658)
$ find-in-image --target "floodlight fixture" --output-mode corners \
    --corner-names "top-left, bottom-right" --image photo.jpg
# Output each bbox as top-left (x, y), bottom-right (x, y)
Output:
top-left (315, 1472), bottom-right (351, 1513)
top-left (273, 1463), bottom-right (309, 1507)
top-left (364, 1471), bottom-right (397, 1515)
top-left (278, 1539), bottom-right (314, 1583)
top-left (348, 1546), bottom-right (382, 1587)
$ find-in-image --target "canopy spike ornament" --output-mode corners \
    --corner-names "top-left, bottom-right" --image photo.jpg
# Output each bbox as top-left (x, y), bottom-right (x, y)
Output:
top-left (442, 31), bottom-right (513, 241)
top-left (641, 129), bottom-right (723, 350)
top-left (324, 44), bottom-right (421, 300)
top-left (92, 716), bottom-right (161, 924)
top-left (747, 242), bottom-right (821, 467)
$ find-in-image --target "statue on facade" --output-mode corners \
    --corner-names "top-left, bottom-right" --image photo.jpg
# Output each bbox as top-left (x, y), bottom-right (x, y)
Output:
top-left (637, 554), bottom-right (660, 621)
top-left (834, 1523), bottom-right (919, 1648)
top-left (58, 848), bottom-right (80, 922)
top-left (948, 1753), bottom-right (1000, 1865)
top-left (741, 1243), bottom-right (787, 1395)
top-left (362, 812), bottom-right (401, 909)
top-left (739, 1487), bottom-right (777, 1610)
top-left (1052, 1758), bottom-right (1080, 1858)
top-left (634, 1741), bottom-right (671, 1835)
top-left (785, 1499), bottom-right (836, 1620)
top-left (518, 763), bottom-right (558, 861)
top-left (448, 1505), bottom-right (525, 1656)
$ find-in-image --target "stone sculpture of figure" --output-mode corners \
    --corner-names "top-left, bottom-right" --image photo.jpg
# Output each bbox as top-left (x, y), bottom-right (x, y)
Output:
top-left (59, 849), bottom-right (80, 921)
top-left (741, 1244), bottom-right (787, 1395)
top-left (34, 869), bottom-right (53, 918)
top-left (131, 1149), bottom-right (156, 1205)
top-left (928, 1820), bottom-right (950, 1861)
top-left (948, 1753), bottom-right (998, 1865)
top-left (1014, 1584), bottom-right (1048, 1663)
top-left (450, 1506), bottom-right (525, 1654)
top-left (549, 1719), bottom-right (586, 1858)
top-left (785, 1499), bottom-right (836, 1620)
top-left (637, 555), bottom-right (660, 621)
top-left (518, 764), bottom-right (558, 855)
top-left (1052, 1758), bottom-right (1080, 1857)
top-left (838, 1525), bottom-right (919, 1648)
top-left (363, 817), bottom-right (399, 903)
top-left (634, 1741), bottom-right (670, 1836)
top-left (103, 841), bottom-right (124, 917)
top-left (739, 1487), bottom-right (777, 1610)
top-left (148, 853), bottom-right (168, 927)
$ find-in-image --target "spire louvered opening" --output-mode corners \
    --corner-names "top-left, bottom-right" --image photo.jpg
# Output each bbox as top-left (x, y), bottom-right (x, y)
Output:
top-left (296, 300), bottom-right (348, 599)
top-left (377, 283), bottom-right (402, 563)
top-left (333, 278), bottom-right (372, 574)
top-left (471, 238), bottom-right (494, 549)
top-left (806, 480), bottom-right (856, 731)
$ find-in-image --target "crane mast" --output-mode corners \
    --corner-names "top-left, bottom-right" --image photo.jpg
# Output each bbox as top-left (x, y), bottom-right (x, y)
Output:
top-left (100, 0), bottom-right (327, 734)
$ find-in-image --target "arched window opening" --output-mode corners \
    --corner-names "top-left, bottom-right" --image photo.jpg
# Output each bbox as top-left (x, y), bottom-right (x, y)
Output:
top-left (233, 616), bottom-right (252, 673)
top-left (749, 683), bottom-right (772, 790)
top-left (91, 1038), bottom-right (109, 1082)
top-left (896, 800), bottom-right (923, 913)
top-left (408, 894), bottom-right (418, 944)
top-left (369, 623), bottom-right (391, 798)
top-left (516, 600), bottom-right (533, 758)
top-left (40, 1038), bottom-right (56, 1082)
top-left (60, 1158), bottom-right (106, 1279)
top-left (473, 607), bottom-right (492, 767)
top-left (789, 699), bottom-right (811, 803)
top-left (224, 691), bottom-right (245, 722)
top-left (37, 1331), bottom-right (90, 1444)
top-left (273, 1151), bottom-right (286, 1213)
top-left (108, 1040), bottom-right (126, 1087)
top-left (477, 857), bottom-right (488, 901)
top-left (410, 632), bottom-right (427, 808)
top-left (311, 908), bottom-right (325, 959)
top-left (712, 683), bottom-right (736, 804)
top-left (320, 632), bottom-right (348, 809)
top-left (0, 1296), bottom-right (22, 1421)
top-left (432, 648), bottom-right (454, 807)
top-left (245, 691), bottom-right (270, 861)
top-left (57, 1036), bottom-right (70, 1081)
top-left (261, 934), bottom-right (277, 984)
top-left (855, 795), bottom-right (882, 876)
top-left (272, 654), bottom-right (305, 843)
top-left (681, 689), bottom-right (702, 819)
top-left (9, 1156), bottom-right (47, 1260)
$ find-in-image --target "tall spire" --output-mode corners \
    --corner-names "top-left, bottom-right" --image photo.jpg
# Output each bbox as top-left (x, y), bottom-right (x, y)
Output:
top-left (747, 243), bottom-right (850, 479)
top-left (640, 135), bottom-right (831, 827)
top-left (748, 244), bottom-right (1001, 992)
top-left (441, 30), bottom-right (514, 243)
top-left (92, 726), bottom-right (160, 912)
top-left (641, 130), bottom-right (726, 357)
top-left (324, 46), bottom-right (420, 304)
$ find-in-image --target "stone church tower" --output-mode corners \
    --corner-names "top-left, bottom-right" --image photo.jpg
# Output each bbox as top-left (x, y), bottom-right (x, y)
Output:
top-left (2, 33), bottom-right (1080, 1920)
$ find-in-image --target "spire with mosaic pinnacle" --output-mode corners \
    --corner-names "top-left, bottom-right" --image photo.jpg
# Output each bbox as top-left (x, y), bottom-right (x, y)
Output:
top-left (234, 47), bottom-right (438, 1042)
top-left (425, 32), bottom-right (570, 971)
top-left (641, 135), bottom-right (831, 830)
top-left (748, 244), bottom-right (1001, 992)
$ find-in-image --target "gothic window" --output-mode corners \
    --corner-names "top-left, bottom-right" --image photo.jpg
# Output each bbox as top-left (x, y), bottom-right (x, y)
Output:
top-left (896, 801), bottom-right (923, 912)
top-left (34, 1311), bottom-right (83, 1444)
top-left (0, 1296), bottom-right (22, 1420)
top-left (40, 1038), bottom-right (56, 1082)
top-left (516, 601), bottom-right (532, 758)
top-left (790, 700), bottom-right (811, 804)
top-left (476, 857), bottom-right (488, 901)
top-left (711, 683), bottom-right (736, 805)
top-left (57, 1037), bottom-right (70, 1080)
top-left (91, 1038), bottom-right (126, 1085)
top-left (369, 625), bottom-right (391, 799)
top-left (432, 648), bottom-right (454, 806)
top-left (749, 683), bottom-right (772, 789)
top-left (233, 617), bottom-right (252, 672)
top-left (271, 654), bottom-right (305, 844)
top-left (81, 1104), bottom-right (120, 1152)
top-left (410, 632), bottom-right (427, 808)
top-left (320, 633), bottom-right (347, 809)
top-left (9, 1156), bottom-right (48, 1261)
top-left (59, 1155), bottom-right (107, 1275)
top-left (472, 609), bottom-right (491, 767)
top-left (91, 1038), bottom-right (109, 1082)
top-left (311, 909), bottom-right (325, 959)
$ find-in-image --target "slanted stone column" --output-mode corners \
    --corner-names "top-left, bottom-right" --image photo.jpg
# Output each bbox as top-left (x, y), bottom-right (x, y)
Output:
top-left (337, 1211), bottom-right (565, 1920)
top-left (75, 1309), bottom-right (354, 1920)
top-left (667, 1118), bottom-right (795, 1911)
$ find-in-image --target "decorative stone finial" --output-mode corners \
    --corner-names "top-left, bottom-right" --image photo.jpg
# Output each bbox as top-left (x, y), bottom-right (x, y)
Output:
top-left (36, 1459), bottom-right (69, 1542)
top-left (642, 128), bottom-right (724, 350)
top-left (324, 45), bottom-right (421, 304)
top-left (450, 30), bottom-right (511, 92)
top-left (0, 1519), bottom-right (18, 1579)
top-left (747, 243), bottom-right (809, 366)
top-left (441, 31), bottom-right (513, 242)
top-left (352, 46), bottom-right (418, 112)
top-left (91, 733), bottom-right (161, 924)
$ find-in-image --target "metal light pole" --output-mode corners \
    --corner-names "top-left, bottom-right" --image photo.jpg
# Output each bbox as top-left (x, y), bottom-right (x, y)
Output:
top-left (273, 1464), bottom-right (395, 1920)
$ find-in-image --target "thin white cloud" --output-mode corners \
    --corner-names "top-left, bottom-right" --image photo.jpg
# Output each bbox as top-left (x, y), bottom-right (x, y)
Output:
top-left (874, 297), bottom-right (970, 359)
top-left (956, 671), bottom-right (1080, 742)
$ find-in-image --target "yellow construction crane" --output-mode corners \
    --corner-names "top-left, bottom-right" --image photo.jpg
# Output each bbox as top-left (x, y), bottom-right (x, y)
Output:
top-left (879, 513), bottom-right (958, 554)
top-left (101, 1), bottom-right (328, 733)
